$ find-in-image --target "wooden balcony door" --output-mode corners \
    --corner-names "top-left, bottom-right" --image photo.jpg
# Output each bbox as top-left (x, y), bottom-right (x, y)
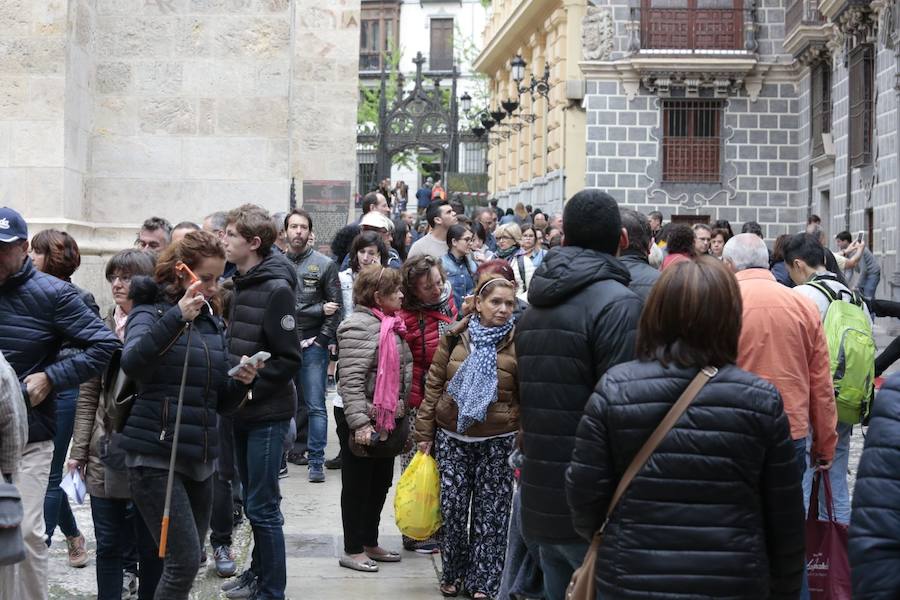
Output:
top-left (641, 0), bottom-right (744, 51)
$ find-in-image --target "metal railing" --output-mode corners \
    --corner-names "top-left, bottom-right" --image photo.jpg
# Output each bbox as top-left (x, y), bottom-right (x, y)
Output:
top-left (785, 0), bottom-right (825, 34)
top-left (640, 8), bottom-right (744, 51)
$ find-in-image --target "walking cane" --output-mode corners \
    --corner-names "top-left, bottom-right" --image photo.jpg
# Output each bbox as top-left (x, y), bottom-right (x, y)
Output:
top-left (159, 323), bottom-right (193, 558)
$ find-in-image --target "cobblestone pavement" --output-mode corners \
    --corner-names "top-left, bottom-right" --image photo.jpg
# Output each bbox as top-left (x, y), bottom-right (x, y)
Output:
top-left (47, 320), bottom-right (900, 598)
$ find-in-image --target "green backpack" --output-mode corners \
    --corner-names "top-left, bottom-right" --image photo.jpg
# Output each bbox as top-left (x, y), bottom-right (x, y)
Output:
top-left (806, 277), bottom-right (875, 424)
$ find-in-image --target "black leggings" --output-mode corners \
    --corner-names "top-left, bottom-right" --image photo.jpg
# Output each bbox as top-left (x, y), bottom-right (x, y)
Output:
top-left (335, 407), bottom-right (394, 555)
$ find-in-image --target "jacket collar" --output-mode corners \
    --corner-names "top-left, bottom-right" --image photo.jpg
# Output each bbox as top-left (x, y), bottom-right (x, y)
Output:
top-left (619, 249), bottom-right (650, 265)
top-left (0, 257), bottom-right (35, 292)
top-left (734, 268), bottom-right (776, 283)
top-left (286, 246), bottom-right (314, 263)
top-left (449, 315), bottom-right (515, 352)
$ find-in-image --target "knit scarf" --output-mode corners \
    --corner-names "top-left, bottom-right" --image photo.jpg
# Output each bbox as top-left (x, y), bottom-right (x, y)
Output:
top-left (496, 245), bottom-right (520, 260)
top-left (370, 307), bottom-right (407, 433)
top-left (447, 315), bottom-right (515, 433)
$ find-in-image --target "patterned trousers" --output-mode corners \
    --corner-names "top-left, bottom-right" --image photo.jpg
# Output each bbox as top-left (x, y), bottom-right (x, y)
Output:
top-left (436, 429), bottom-right (515, 596)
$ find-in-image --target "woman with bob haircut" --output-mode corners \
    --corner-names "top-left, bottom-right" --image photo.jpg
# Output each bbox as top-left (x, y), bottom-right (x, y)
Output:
top-left (335, 265), bottom-right (413, 572)
top-left (566, 256), bottom-right (804, 599)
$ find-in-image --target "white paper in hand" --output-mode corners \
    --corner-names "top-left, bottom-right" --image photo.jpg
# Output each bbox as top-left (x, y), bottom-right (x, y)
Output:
top-left (60, 469), bottom-right (86, 505)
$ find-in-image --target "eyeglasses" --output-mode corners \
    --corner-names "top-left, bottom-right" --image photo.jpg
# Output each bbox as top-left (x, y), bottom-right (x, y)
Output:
top-left (107, 274), bottom-right (132, 285)
top-left (496, 235), bottom-right (516, 242)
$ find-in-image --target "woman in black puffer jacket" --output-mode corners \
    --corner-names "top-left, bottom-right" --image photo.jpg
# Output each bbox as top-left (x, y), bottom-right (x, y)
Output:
top-left (121, 231), bottom-right (258, 600)
top-left (566, 256), bottom-right (804, 599)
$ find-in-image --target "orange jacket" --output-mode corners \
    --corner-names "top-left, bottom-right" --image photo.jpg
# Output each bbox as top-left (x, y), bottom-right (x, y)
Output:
top-left (735, 269), bottom-right (838, 462)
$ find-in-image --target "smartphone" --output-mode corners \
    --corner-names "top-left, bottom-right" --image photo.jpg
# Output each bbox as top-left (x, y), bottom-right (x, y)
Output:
top-left (857, 232), bottom-right (865, 243)
top-left (175, 261), bottom-right (199, 285)
top-left (227, 351), bottom-right (271, 376)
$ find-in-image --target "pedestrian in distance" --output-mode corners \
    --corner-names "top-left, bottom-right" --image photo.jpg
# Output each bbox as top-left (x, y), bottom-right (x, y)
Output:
top-left (519, 224), bottom-right (547, 269)
top-left (415, 273), bottom-right (520, 599)
top-left (661, 224), bottom-right (696, 270)
top-left (566, 256), bottom-right (805, 599)
top-left (442, 225), bottom-right (477, 313)
top-left (30, 229), bottom-right (99, 568)
top-left (398, 255), bottom-right (458, 553)
top-left (617, 209), bottom-right (660, 303)
top-left (220, 204), bottom-right (302, 600)
top-left (515, 190), bottom-right (643, 600)
top-left (408, 201), bottom-right (459, 261)
top-left (0, 207), bottom-right (120, 600)
top-left (119, 231), bottom-right (259, 600)
top-left (335, 265), bottom-right (412, 572)
top-left (68, 249), bottom-right (158, 599)
top-left (709, 227), bottom-right (730, 260)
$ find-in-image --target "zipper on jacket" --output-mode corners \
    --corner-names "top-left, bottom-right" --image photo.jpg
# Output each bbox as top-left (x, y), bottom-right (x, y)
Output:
top-left (199, 334), bottom-right (212, 464)
top-left (160, 397), bottom-right (170, 441)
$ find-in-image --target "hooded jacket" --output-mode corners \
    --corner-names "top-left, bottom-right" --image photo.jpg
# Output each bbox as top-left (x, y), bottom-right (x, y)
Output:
top-left (566, 361), bottom-right (804, 599)
top-left (119, 277), bottom-right (244, 464)
top-left (286, 246), bottom-right (342, 347)
top-left (515, 246), bottom-right (642, 543)
top-left (849, 373), bottom-right (900, 599)
top-left (226, 250), bottom-right (302, 425)
top-left (0, 258), bottom-right (120, 443)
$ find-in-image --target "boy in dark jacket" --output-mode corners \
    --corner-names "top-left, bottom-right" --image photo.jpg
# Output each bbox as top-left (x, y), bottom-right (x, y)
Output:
top-left (515, 191), bottom-right (642, 600)
top-left (222, 204), bottom-right (302, 600)
top-left (0, 207), bottom-right (120, 600)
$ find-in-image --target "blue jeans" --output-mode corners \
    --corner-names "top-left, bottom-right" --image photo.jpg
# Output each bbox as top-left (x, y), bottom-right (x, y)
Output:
top-left (802, 422), bottom-right (852, 525)
top-left (44, 386), bottom-right (79, 543)
top-left (860, 276), bottom-right (879, 299)
top-left (300, 344), bottom-right (329, 467)
top-left (794, 439), bottom-right (810, 600)
top-left (535, 540), bottom-right (589, 600)
top-left (234, 420), bottom-right (290, 600)
top-left (91, 497), bottom-right (139, 600)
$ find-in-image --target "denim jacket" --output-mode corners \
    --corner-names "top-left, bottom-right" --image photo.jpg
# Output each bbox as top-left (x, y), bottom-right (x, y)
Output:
top-left (441, 252), bottom-right (476, 314)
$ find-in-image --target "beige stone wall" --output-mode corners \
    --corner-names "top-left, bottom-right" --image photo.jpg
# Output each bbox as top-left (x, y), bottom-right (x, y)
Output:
top-left (1, 0), bottom-right (362, 309)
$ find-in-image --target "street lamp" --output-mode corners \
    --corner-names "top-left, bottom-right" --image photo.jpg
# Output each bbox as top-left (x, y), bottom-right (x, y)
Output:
top-left (510, 54), bottom-right (526, 84)
top-left (460, 91), bottom-right (472, 114)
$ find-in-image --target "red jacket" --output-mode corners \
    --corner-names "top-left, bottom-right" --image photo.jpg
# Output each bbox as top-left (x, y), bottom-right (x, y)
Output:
top-left (399, 300), bottom-right (457, 409)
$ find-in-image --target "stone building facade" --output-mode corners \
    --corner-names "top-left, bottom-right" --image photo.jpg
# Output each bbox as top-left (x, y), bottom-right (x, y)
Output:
top-left (1, 0), bottom-right (362, 301)
top-left (579, 0), bottom-right (900, 298)
top-left (473, 0), bottom-right (590, 216)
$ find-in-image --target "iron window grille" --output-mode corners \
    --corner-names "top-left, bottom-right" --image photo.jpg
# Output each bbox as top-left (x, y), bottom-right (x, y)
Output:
top-left (810, 61), bottom-right (832, 158)
top-left (848, 43), bottom-right (874, 168)
top-left (662, 99), bottom-right (724, 183)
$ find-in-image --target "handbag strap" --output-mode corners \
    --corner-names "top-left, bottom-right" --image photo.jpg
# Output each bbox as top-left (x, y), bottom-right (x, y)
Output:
top-left (598, 365), bottom-right (717, 536)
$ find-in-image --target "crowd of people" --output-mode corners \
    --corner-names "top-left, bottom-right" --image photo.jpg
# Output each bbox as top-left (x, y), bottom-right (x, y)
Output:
top-left (0, 182), bottom-right (899, 600)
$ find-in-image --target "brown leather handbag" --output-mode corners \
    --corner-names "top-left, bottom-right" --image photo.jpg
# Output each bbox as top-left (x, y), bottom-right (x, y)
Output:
top-left (566, 366), bottom-right (718, 600)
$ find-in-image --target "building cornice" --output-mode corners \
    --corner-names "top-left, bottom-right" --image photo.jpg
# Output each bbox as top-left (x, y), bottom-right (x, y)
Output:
top-left (473, 0), bottom-right (557, 75)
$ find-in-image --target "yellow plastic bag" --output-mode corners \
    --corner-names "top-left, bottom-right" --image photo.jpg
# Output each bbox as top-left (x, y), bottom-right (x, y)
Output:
top-left (394, 451), bottom-right (441, 540)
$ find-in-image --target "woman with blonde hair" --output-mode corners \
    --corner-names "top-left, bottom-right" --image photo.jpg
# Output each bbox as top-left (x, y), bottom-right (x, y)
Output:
top-left (415, 273), bottom-right (520, 599)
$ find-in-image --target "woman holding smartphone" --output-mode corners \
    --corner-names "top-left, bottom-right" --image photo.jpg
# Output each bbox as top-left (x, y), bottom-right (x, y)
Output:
top-left (119, 231), bottom-right (260, 599)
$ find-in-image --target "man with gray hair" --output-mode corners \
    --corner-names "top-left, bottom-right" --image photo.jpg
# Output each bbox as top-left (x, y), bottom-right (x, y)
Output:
top-left (618, 209), bottom-right (660, 302)
top-left (724, 233), bottom-right (837, 599)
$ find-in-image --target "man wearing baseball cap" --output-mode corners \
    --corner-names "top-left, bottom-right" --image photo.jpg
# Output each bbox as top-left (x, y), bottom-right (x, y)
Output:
top-left (0, 207), bottom-right (119, 600)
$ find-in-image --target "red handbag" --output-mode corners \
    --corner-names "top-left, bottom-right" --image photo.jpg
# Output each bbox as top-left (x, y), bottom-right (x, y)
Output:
top-left (805, 472), bottom-right (851, 600)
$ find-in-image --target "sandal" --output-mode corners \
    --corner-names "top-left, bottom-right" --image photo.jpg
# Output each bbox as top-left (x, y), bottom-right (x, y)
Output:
top-left (472, 594), bottom-right (491, 600)
top-left (338, 556), bottom-right (379, 572)
top-left (439, 582), bottom-right (459, 597)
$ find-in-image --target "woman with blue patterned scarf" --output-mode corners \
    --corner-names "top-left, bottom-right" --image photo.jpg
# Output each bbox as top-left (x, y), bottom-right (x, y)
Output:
top-left (414, 273), bottom-right (520, 599)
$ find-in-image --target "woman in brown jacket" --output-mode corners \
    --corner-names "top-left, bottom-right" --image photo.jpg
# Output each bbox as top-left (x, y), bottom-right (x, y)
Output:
top-left (335, 265), bottom-right (413, 572)
top-left (415, 273), bottom-right (519, 599)
top-left (68, 249), bottom-right (159, 600)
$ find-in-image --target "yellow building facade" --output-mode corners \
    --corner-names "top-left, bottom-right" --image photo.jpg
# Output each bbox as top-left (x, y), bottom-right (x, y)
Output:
top-left (473, 0), bottom-right (587, 214)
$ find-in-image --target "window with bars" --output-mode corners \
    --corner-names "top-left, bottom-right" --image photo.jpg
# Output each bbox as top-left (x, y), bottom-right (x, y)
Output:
top-left (662, 99), bottom-right (723, 182)
top-left (360, 3), bottom-right (399, 72)
top-left (430, 18), bottom-right (454, 71)
top-left (810, 61), bottom-right (832, 157)
top-left (848, 44), bottom-right (874, 168)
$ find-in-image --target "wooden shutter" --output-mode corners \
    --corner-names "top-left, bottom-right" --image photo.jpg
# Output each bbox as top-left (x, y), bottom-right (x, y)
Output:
top-left (849, 44), bottom-right (874, 167)
top-left (430, 18), bottom-right (454, 71)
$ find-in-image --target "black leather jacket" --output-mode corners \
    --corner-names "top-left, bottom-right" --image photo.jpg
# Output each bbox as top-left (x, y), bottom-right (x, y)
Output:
top-left (286, 247), bottom-right (342, 346)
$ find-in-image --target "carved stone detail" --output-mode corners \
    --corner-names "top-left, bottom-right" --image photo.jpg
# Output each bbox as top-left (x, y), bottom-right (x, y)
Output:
top-left (641, 72), bottom-right (747, 98)
top-left (582, 7), bottom-right (614, 61)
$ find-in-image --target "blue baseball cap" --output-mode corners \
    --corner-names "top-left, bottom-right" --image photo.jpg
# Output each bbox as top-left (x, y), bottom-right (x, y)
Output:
top-left (0, 207), bottom-right (28, 243)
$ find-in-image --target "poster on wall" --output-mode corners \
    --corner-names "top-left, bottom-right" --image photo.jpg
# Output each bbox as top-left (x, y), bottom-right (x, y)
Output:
top-left (302, 180), bottom-right (352, 256)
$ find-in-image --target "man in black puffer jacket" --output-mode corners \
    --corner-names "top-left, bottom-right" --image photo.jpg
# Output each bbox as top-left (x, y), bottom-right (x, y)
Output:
top-left (222, 204), bottom-right (301, 600)
top-left (515, 191), bottom-right (642, 600)
top-left (0, 207), bottom-right (119, 600)
top-left (849, 372), bottom-right (900, 599)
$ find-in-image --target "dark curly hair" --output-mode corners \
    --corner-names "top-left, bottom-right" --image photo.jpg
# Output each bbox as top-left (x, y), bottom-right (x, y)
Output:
top-left (30, 229), bottom-right (81, 281)
top-left (348, 231), bottom-right (389, 272)
top-left (665, 224), bottom-right (696, 256)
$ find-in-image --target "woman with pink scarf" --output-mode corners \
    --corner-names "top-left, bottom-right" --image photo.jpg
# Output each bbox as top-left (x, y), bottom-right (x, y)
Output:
top-left (335, 265), bottom-right (413, 572)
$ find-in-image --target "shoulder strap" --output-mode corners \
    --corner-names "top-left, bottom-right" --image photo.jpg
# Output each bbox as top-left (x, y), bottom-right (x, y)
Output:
top-left (599, 366), bottom-right (718, 534)
top-left (806, 280), bottom-right (839, 304)
top-left (516, 254), bottom-right (527, 293)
